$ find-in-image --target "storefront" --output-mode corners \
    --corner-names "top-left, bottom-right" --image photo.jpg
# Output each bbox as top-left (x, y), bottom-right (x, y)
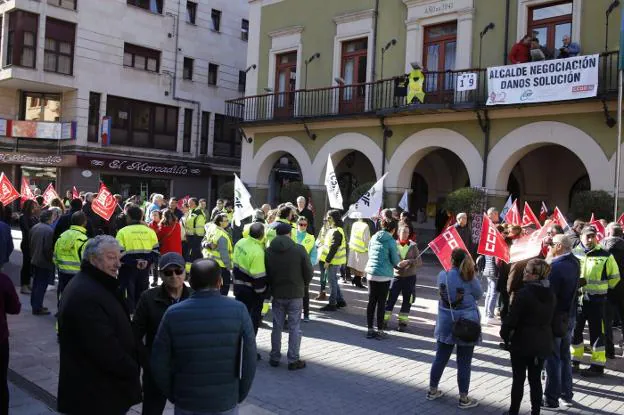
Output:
top-left (0, 151), bottom-right (76, 196)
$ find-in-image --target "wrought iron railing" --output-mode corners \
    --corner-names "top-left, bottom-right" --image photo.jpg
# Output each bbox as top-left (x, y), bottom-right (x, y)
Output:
top-left (226, 51), bottom-right (619, 123)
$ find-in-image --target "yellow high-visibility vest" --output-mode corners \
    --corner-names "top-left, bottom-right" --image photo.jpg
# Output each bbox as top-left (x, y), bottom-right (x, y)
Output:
top-left (349, 221), bottom-right (369, 253)
top-left (320, 227), bottom-right (347, 265)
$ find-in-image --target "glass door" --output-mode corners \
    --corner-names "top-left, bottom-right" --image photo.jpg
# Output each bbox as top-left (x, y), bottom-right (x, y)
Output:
top-left (528, 1), bottom-right (572, 58)
top-left (274, 52), bottom-right (297, 118)
top-left (340, 38), bottom-right (368, 114)
top-left (423, 22), bottom-right (457, 103)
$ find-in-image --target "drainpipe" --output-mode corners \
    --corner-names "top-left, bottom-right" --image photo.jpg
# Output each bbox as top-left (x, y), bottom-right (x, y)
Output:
top-left (371, 0), bottom-right (380, 81)
top-left (170, 0), bottom-right (201, 157)
top-left (477, 110), bottom-right (490, 188)
top-left (503, 0), bottom-right (510, 64)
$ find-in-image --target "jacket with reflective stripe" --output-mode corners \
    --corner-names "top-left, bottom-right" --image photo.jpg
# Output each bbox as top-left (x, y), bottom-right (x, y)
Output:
top-left (573, 244), bottom-right (621, 297)
top-left (232, 236), bottom-right (267, 293)
top-left (320, 227), bottom-right (347, 265)
top-left (116, 223), bottom-right (159, 265)
top-left (202, 226), bottom-right (233, 268)
top-left (54, 225), bottom-right (88, 274)
top-left (349, 221), bottom-right (369, 253)
top-left (185, 208), bottom-right (206, 236)
top-left (265, 218), bottom-right (296, 247)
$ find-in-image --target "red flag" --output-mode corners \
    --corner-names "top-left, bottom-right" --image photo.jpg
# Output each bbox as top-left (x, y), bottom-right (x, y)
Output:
top-left (0, 172), bottom-right (20, 205)
top-left (589, 215), bottom-right (606, 242)
top-left (20, 177), bottom-right (35, 205)
top-left (72, 186), bottom-right (80, 200)
top-left (177, 195), bottom-right (190, 210)
top-left (504, 199), bottom-right (521, 226)
top-left (510, 226), bottom-right (549, 263)
top-left (42, 183), bottom-right (59, 206)
top-left (552, 207), bottom-right (570, 231)
top-left (590, 213), bottom-right (595, 223)
top-left (477, 213), bottom-right (510, 263)
top-left (522, 203), bottom-right (541, 229)
top-left (428, 226), bottom-right (470, 271)
top-left (539, 201), bottom-right (548, 223)
top-left (91, 182), bottom-right (117, 221)
top-left (618, 213), bottom-right (624, 227)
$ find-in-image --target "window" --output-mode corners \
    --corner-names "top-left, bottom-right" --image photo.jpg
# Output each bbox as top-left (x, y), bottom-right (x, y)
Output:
top-left (123, 43), bottom-right (160, 73)
top-left (6, 11), bottom-right (39, 68)
top-left (200, 111), bottom-right (210, 155)
top-left (241, 19), bottom-right (249, 41)
top-left (274, 51), bottom-right (297, 116)
top-left (87, 92), bottom-right (101, 143)
top-left (20, 93), bottom-right (61, 122)
top-left (127, 0), bottom-right (163, 14)
top-left (183, 109), bottom-right (192, 153)
top-left (186, 1), bottom-right (197, 24)
top-left (424, 22), bottom-right (457, 94)
top-left (208, 63), bottom-right (219, 85)
top-left (529, 1), bottom-right (572, 56)
top-left (44, 18), bottom-right (76, 75)
top-left (213, 114), bottom-right (241, 158)
top-left (107, 95), bottom-right (179, 151)
top-left (238, 71), bottom-right (246, 93)
top-left (339, 39), bottom-right (368, 113)
top-left (211, 9), bottom-right (222, 32)
top-left (47, 0), bottom-right (77, 10)
top-left (183, 57), bottom-right (194, 80)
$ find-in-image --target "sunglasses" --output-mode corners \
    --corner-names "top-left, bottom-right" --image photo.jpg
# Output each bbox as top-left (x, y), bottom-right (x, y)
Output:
top-left (298, 223), bottom-right (308, 227)
top-left (163, 268), bottom-right (184, 277)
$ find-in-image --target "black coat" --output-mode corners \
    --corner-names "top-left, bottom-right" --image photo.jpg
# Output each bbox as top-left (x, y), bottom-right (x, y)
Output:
top-left (602, 236), bottom-right (624, 302)
top-left (500, 281), bottom-right (557, 358)
top-left (132, 284), bottom-right (192, 368)
top-left (57, 262), bottom-right (142, 415)
top-left (53, 208), bottom-right (95, 242)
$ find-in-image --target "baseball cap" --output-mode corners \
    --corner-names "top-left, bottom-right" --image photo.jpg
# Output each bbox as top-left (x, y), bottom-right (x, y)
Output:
top-left (159, 252), bottom-right (185, 269)
top-left (581, 226), bottom-right (597, 236)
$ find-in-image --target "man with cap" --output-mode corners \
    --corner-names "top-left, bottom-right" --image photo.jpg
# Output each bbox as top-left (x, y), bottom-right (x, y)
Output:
top-left (132, 252), bottom-right (192, 415)
top-left (572, 225), bottom-right (621, 377)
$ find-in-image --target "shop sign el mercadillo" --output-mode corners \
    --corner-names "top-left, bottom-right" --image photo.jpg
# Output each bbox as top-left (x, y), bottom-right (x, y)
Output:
top-left (76, 155), bottom-right (210, 177)
top-left (0, 151), bottom-right (76, 167)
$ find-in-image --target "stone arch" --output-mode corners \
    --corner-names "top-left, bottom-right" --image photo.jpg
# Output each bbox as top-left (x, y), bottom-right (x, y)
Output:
top-left (385, 128), bottom-right (483, 190)
top-left (243, 136), bottom-right (314, 185)
top-left (311, 132), bottom-right (384, 185)
top-left (486, 121), bottom-right (610, 192)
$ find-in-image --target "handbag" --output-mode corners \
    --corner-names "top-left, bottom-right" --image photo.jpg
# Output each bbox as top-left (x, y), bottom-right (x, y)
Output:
top-left (444, 271), bottom-right (481, 343)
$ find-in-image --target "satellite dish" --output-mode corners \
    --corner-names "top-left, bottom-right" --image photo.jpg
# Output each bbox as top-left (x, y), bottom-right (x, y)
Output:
top-left (81, 170), bottom-right (92, 178)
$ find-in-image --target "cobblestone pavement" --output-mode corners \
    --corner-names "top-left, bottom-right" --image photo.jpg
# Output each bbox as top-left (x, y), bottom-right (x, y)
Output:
top-left (5, 229), bottom-right (624, 414)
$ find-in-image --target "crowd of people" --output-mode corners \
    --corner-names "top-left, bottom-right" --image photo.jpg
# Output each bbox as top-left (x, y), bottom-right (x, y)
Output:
top-left (0, 193), bottom-right (623, 415)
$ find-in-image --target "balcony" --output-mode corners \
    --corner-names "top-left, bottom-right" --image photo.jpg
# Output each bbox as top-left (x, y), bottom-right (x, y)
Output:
top-left (226, 51), bottom-right (619, 124)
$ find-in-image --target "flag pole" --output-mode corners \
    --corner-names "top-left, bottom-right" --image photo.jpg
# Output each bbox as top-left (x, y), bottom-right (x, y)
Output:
top-left (615, 68), bottom-right (623, 221)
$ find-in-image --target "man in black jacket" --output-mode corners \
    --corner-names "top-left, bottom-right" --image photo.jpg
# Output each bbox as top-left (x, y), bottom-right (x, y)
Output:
top-left (53, 198), bottom-right (94, 242)
top-left (602, 222), bottom-right (624, 359)
top-left (57, 235), bottom-right (141, 415)
top-left (133, 252), bottom-right (191, 415)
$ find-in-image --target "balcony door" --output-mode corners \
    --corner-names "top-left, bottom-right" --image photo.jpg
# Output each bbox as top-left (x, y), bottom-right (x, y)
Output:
top-left (274, 52), bottom-right (297, 118)
top-left (423, 22), bottom-right (457, 103)
top-left (340, 38), bottom-right (368, 114)
top-left (529, 1), bottom-right (572, 58)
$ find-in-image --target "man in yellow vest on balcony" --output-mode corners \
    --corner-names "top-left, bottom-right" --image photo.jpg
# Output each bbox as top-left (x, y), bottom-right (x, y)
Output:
top-left (572, 225), bottom-right (621, 377)
top-left (348, 218), bottom-right (370, 289)
top-left (54, 211), bottom-right (89, 306)
top-left (202, 213), bottom-right (233, 296)
top-left (319, 210), bottom-right (347, 312)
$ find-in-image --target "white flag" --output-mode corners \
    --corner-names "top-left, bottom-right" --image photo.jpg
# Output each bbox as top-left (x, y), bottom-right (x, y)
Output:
top-left (324, 154), bottom-right (343, 210)
top-left (398, 189), bottom-right (409, 212)
top-left (347, 174), bottom-right (387, 219)
top-left (233, 174), bottom-right (254, 226)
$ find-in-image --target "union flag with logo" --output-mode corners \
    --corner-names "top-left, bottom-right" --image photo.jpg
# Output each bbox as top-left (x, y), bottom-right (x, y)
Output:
top-left (92, 182), bottom-right (117, 221)
top-left (0, 172), bottom-right (20, 205)
top-left (521, 202), bottom-right (542, 229)
top-left (20, 177), bottom-right (35, 205)
top-left (589, 214), bottom-right (606, 242)
top-left (42, 183), bottom-right (59, 206)
top-left (72, 186), bottom-right (80, 200)
top-left (477, 213), bottom-right (510, 263)
top-left (428, 227), bottom-right (470, 271)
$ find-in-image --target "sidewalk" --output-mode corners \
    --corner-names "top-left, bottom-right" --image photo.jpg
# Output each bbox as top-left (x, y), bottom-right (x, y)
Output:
top-left (5, 230), bottom-right (624, 414)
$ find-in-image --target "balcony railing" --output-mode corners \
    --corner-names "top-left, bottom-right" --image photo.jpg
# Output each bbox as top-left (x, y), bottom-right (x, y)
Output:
top-left (227, 51), bottom-right (619, 124)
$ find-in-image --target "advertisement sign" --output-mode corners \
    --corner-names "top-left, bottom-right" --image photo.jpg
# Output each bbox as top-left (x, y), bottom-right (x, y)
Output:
top-left (10, 120), bottom-right (76, 140)
top-left (0, 152), bottom-right (75, 167)
top-left (486, 54), bottom-right (599, 106)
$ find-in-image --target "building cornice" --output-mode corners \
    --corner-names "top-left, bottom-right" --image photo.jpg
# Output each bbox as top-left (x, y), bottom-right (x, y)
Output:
top-left (268, 25), bottom-right (304, 38)
top-left (333, 9), bottom-right (375, 25)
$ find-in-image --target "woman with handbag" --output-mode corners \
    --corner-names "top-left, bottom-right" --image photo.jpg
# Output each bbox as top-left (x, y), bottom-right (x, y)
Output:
top-left (500, 258), bottom-right (556, 415)
top-left (427, 248), bottom-right (482, 409)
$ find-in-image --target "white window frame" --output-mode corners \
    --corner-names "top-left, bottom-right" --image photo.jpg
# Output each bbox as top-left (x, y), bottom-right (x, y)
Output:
top-left (516, 0), bottom-right (581, 47)
top-left (267, 25), bottom-right (303, 118)
top-left (332, 9), bottom-right (375, 113)
top-left (403, 0), bottom-right (474, 74)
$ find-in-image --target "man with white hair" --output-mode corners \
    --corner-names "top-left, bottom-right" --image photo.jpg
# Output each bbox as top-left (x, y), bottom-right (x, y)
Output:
top-left (487, 207), bottom-right (500, 224)
top-left (29, 208), bottom-right (60, 315)
top-left (559, 34), bottom-right (580, 58)
top-left (296, 196), bottom-right (315, 235)
top-left (57, 235), bottom-right (142, 415)
top-left (544, 234), bottom-right (580, 408)
top-left (146, 193), bottom-right (164, 224)
top-left (454, 212), bottom-right (472, 255)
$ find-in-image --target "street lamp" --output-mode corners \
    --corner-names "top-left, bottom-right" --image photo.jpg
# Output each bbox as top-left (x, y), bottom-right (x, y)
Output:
top-left (478, 22), bottom-right (495, 69)
top-left (606, 0), bottom-right (620, 52)
top-left (304, 52), bottom-right (320, 90)
top-left (244, 64), bottom-right (257, 73)
top-left (380, 38), bottom-right (397, 80)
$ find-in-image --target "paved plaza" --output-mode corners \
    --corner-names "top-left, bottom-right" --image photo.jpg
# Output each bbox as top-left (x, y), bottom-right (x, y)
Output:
top-left (5, 229), bottom-right (624, 415)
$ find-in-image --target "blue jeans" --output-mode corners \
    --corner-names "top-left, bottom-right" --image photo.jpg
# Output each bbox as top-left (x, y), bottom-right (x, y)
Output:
top-left (175, 406), bottom-right (238, 415)
top-left (326, 265), bottom-right (343, 306)
top-left (31, 266), bottom-right (53, 312)
top-left (483, 276), bottom-right (499, 318)
top-left (429, 341), bottom-right (474, 394)
top-left (545, 316), bottom-right (576, 404)
top-left (270, 298), bottom-right (303, 363)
